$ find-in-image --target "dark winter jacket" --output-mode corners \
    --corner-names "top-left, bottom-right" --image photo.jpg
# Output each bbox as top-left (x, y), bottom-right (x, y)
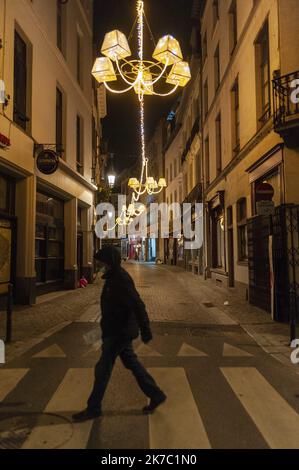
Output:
top-left (95, 245), bottom-right (152, 342)
top-left (99, 258), bottom-right (152, 341)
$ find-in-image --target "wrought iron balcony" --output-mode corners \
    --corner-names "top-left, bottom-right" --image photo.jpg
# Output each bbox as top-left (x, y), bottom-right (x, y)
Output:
top-left (181, 116), bottom-right (200, 163)
top-left (273, 70), bottom-right (299, 148)
top-left (183, 183), bottom-right (203, 204)
top-left (190, 116), bottom-right (200, 142)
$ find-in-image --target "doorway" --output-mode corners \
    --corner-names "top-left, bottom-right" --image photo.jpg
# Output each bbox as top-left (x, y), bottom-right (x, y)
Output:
top-left (227, 206), bottom-right (235, 287)
top-left (77, 232), bottom-right (83, 279)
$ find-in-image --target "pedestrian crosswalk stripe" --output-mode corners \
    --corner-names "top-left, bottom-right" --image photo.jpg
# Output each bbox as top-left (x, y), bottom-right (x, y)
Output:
top-left (33, 344), bottom-right (66, 358)
top-left (222, 343), bottom-right (253, 357)
top-left (22, 369), bottom-right (95, 449)
top-left (177, 343), bottom-right (208, 357)
top-left (0, 369), bottom-right (29, 401)
top-left (148, 368), bottom-right (211, 449)
top-left (221, 367), bottom-right (299, 449)
top-left (45, 369), bottom-right (94, 412)
top-left (135, 344), bottom-right (162, 357)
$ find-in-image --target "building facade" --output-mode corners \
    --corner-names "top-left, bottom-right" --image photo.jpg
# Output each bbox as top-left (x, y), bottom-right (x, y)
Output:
top-left (201, 0), bottom-right (299, 317)
top-left (145, 118), bottom-right (166, 263)
top-left (0, 0), bottom-right (97, 304)
top-left (164, 7), bottom-right (202, 273)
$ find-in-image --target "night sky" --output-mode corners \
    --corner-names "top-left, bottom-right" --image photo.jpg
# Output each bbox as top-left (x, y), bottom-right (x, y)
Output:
top-left (93, 0), bottom-right (194, 172)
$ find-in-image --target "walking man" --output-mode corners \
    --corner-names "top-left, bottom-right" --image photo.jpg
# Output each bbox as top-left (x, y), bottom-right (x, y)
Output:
top-left (73, 245), bottom-right (166, 422)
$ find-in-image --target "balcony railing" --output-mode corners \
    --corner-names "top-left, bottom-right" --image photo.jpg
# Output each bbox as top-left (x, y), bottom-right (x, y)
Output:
top-left (273, 70), bottom-right (299, 130)
top-left (190, 116), bottom-right (200, 142)
top-left (181, 117), bottom-right (200, 163)
top-left (183, 183), bottom-right (203, 204)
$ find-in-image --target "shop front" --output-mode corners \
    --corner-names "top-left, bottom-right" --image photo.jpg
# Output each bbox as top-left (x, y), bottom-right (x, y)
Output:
top-left (0, 173), bottom-right (16, 302)
top-left (183, 184), bottom-right (203, 275)
top-left (207, 191), bottom-right (227, 285)
top-left (35, 191), bottom-right (64, 295)
top-left (246, 145), bottom-right (284, 314)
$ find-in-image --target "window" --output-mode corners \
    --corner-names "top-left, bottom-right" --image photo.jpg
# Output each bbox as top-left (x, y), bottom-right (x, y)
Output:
top-left (166, 168), bottom-right (169, 184)
top-left (195, 152), bottom-right (200, 184)
top-left (214, 45), bottom-right (220, 92)
top-left (237, 198), bottom-right (248, 261)
top-left (216, 216), bottom-right (225, 268)
top-left (35, 192), bottom-right (64, 285)
top-left (189, 161), bottom-right (193, 190)
top-left (174, 190), bottom-right (177, 203)
top-left (231, 78), bottom-right (240, 155)
top-left (204, 135), bottom-right (210, 186)
top-left (174, 159), bottom-right (177, 178)
top-left (170, 164), bottom-right (173, 182)
top-left (255, 21), bottom-right (270, 127)
top-left (91, 116), bottom-right (97, 183)
top-left (14, 30), bottom-right (30, 131)
top-left (193, 98), bottom-right (199, 121)
top-left (229, 0), bottom-right (237, 55)
top-left (77, 32), bottom-right (83, 86)
top-left (213, 0), bottom-right (219, 29)
top-left (0, 174), bottom-right (15, 215)
top-left (227, 205), bottom-right (233, 228)
top-left (212, 207), bottom-right (225, 269)
top-left (204, 80), bottom-right (209, 118)
top-left (184, 173), bottom-right (188, 197)
top-left (56, 87), bottom-right (65, 157)
top-left (215, 113), bottom-right (222, 176)
top-left (76, 115), bottom-right (84, 174)
top-left (57, 0), bottom-right (67, 56)
top-left (202, 32), bottom-right (207, 63)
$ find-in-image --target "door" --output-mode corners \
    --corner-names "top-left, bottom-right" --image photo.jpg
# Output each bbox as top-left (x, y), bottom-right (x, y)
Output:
top-left (77, 232), bottom-right (83, 279)
top-left (247, 215), bottom-right (271, 312)
top-left (227, 228), bottom-right (235, 287)
top-left (0, 218), bottom-right (15, 295)
top-left (227, 206), bottom-right (234, 287)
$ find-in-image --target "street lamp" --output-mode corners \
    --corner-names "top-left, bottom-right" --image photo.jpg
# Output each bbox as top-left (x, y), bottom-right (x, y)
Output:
top-left (107, 154), bottom-right (116, 188)
top-left (108, 173), bottom-right (116, 188)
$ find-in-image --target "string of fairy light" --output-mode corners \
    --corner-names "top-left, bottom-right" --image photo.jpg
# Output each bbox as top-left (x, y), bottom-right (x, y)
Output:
top-left (92, 0), bottom-right (191, 230)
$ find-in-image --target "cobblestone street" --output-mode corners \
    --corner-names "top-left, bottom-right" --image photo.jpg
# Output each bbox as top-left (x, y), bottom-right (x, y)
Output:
top-left (0, 262), bottom-right (293, 366)
top-left (1, 262), bottom-right (299, 450)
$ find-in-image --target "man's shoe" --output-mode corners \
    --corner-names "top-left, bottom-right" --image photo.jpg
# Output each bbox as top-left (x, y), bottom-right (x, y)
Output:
top-left (72, 408), bottom-right (102, 422)
top-left (143, 393), bottom-right (167, 414)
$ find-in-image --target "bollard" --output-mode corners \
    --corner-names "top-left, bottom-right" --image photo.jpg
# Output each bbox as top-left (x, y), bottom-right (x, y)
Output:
top-left (6, 284), bottom-right (13, 343)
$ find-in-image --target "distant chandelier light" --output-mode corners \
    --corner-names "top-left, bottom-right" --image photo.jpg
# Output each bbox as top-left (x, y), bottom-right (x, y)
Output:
top-left (92, 0), bottom-right (191, 228)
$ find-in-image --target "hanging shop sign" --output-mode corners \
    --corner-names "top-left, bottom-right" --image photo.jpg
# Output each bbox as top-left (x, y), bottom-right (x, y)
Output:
top-left (0, 133), bottom-right (11, 149)
top-left (36, 149), bottom-right (59, 175)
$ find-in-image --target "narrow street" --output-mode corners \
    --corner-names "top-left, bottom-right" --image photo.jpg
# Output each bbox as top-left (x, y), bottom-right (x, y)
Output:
top-left (0, 262), bottom-right (298, 449)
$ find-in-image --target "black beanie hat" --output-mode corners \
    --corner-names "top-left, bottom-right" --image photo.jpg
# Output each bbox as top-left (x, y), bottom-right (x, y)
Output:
top-left (94, 245), bottom-right (121, 267)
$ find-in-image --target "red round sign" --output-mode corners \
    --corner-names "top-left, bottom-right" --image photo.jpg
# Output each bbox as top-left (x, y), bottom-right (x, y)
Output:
top-left (255, 182), bottom-right (274, 201)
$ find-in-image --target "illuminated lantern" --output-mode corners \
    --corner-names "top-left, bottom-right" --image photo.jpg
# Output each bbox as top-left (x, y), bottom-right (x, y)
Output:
top-left (92, 57), bottom-right (117, 83)
top-left (153, 35), bottom-right (183, 65)
top-left (166, 61), bottom-right (191, 87)
top-left (101, 30), bottom-right (131, 62)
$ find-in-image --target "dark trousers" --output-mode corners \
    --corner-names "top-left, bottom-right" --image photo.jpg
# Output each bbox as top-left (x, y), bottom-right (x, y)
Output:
top-left (87, 337), bottom-right (163, 411)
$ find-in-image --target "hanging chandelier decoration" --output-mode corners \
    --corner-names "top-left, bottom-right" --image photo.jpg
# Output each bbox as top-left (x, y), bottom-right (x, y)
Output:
top-left (92, 0), bottom-right (191, 228)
